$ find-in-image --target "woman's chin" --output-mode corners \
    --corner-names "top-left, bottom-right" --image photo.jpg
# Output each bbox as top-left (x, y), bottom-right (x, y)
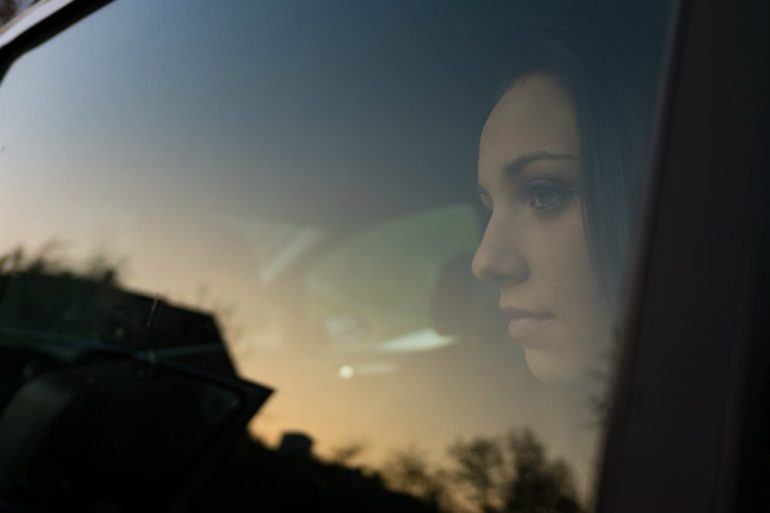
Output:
top-left (524, 349), bottom-right (586, 384)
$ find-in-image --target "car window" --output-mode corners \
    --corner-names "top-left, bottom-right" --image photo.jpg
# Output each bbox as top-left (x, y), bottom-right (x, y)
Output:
top-left (0, 1), bottom-right (675, 511)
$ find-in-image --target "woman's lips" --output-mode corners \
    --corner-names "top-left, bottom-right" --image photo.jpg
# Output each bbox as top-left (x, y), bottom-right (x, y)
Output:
top-left (500, 305), bottom-right (554, 342)
top-left (507, 317), bottom-right (552, 341)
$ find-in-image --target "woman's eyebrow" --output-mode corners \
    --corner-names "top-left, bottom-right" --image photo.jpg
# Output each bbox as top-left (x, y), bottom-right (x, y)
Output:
top-left (503, 151), bottom-right (578, 177)
top-left (477, 151), bottom-right (577, 200)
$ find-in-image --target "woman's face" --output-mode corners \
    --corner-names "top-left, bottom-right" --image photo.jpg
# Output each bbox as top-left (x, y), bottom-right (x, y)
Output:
top-left (473, 73), bottom-right (612, 383)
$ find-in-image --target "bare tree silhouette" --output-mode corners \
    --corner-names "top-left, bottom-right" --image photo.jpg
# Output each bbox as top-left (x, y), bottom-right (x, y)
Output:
top-left (449, 436), bottom-right (511, 513)
top-left (382, 446), bottom-right (455, 512)
top-left (383, 429), bottom-right (584, 513)
top-left (502, 429), bottom-right (582, 513)
top-left (328, 441), bottom-right (367, 467)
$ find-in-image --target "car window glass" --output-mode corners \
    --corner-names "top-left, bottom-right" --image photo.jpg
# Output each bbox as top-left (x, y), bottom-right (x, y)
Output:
top-left (0, 1), bottom-right (674, 511)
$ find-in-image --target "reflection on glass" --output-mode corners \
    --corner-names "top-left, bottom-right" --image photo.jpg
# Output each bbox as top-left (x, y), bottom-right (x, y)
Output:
top-left (474, 9), bottom-right (662, 387)
top-left (0, 0), bottom-right (671, 511)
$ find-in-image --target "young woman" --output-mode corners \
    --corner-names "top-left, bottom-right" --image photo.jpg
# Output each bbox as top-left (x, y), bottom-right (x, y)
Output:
top-left (472, 5), bottom-right (667, 383)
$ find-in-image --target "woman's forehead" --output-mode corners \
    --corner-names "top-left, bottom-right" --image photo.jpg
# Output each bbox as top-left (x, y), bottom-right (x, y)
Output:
top-left (479, 74), bottom-right (579, 180)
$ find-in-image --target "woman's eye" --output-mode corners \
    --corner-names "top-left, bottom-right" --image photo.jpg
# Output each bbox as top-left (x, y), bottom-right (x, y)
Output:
top-left (526, 180), bottom-right (571, 212)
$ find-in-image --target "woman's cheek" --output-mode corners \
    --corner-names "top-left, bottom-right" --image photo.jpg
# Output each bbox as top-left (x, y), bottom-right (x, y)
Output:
top-left (530, 200), bottom-right (591, 300)
top-left (532, 202), bottom-right (610, 376)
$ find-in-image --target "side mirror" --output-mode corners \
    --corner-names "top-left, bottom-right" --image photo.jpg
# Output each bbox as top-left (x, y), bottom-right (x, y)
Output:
top-left (0, 357), bottom-right (271, 512)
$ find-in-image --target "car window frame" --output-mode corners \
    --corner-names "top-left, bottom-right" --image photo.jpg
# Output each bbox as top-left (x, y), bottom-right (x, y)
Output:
top-left (0, 0), bottom-right (113, 85)
top-left (596, 0), bottom-right (770, 511)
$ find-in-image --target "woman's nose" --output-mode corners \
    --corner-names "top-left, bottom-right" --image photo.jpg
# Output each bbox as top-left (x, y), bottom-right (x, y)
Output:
top-left (471, 218), bottom-right (529, 283)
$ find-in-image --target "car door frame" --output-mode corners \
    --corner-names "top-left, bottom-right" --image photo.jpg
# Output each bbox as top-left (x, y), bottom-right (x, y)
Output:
top-left (596, 0), bottom-right (770, 511)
